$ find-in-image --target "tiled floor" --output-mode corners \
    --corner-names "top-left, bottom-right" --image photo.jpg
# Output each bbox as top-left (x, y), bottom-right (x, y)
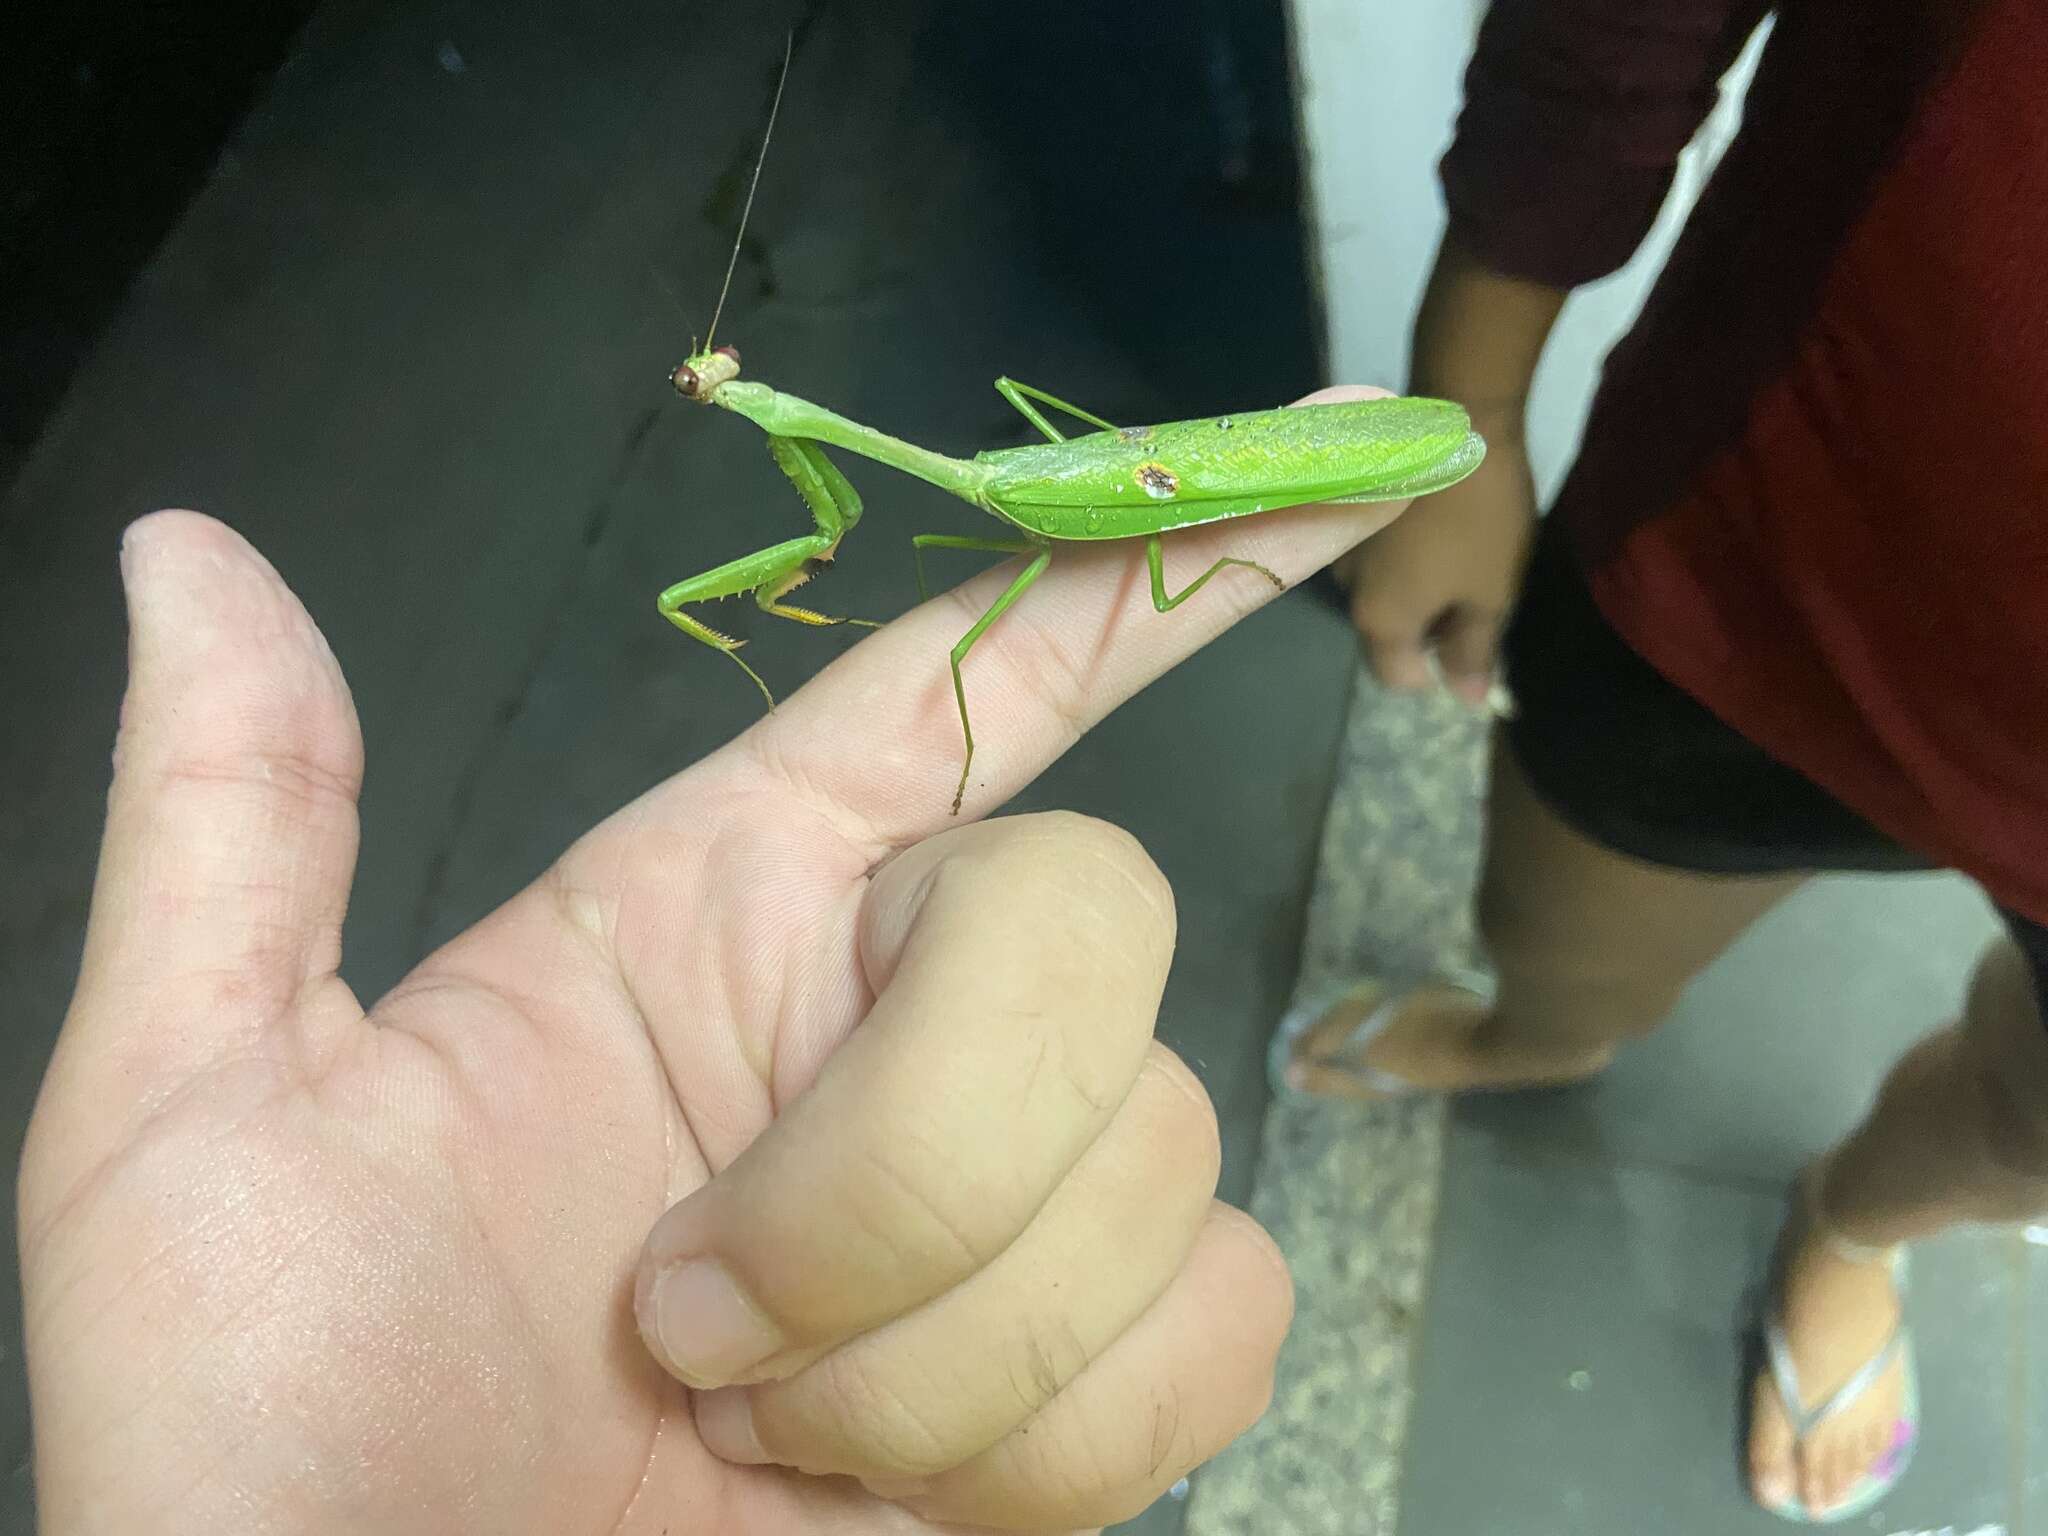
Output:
top-left (1403, 873), bottom-right (2034, 1534)
top-left (1195, 665), bottom-right (2042, 1534)
top-left (0, 7), bottom-right (1321, 1533)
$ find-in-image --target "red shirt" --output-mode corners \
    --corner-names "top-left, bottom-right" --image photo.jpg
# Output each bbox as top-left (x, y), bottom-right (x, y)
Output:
top-left (1443, 0), bottom-right (2048, 922)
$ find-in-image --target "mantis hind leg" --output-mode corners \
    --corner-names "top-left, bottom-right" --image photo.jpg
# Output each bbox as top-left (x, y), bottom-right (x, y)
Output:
top-left (657, 434), bottom-right (878, 710)
top-left (993, 377), bottom-right (1120, 443)
top-left (1145, 532), bottom-right (1284, 612)
top-left (941, 543), bottom-right (1052, 815)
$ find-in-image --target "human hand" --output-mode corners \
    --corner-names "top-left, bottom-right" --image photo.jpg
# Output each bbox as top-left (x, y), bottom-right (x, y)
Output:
top-left (21, 388), bottom-right (1410, 1535)
top-left (1328, 411), bottom-right (1535, 708)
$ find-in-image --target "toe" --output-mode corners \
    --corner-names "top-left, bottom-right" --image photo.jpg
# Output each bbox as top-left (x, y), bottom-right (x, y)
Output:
top-left (1859, 1418), bottom-right (1888, 1480)
top-left (1835, 1429), bottom-right (1873, 1509)
top-left (1796, 1439), bottom-right (1834, 1520)
top-left (1747, 1380), bottom-right (1798, 1511)
top-left (1818, 1440), bottom-right (1853, 1516)
top-left (1296, 987), bottom-right (1379, 1059)
top-left (1861, 1415), bottom-right (1903, 1487)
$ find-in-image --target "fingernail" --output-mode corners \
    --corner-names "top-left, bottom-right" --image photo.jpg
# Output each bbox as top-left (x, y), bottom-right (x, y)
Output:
top-left (1758, 1474), bottom-right (1790, 1506)
top-left (639, 1258), bottom-right (782, 1388)
top-left (118, 523), bottom-right (160, 617)
top-left (691, 1387), bottom-right (769, 1464)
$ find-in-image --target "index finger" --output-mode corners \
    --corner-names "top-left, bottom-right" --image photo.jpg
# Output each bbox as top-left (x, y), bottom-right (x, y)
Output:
top-left (667, 385), bottom-right (1416, 853)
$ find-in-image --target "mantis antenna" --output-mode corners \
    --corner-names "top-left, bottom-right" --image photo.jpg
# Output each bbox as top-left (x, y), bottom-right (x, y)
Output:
top-left (704, 30), bottom-right (793, 354)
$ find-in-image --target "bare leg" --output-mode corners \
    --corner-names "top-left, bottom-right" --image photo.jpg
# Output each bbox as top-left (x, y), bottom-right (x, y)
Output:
top-left (1289, 732), bottom-right (1805, 1095)
top-left (1748, 933), bottom-right (2048, 1516)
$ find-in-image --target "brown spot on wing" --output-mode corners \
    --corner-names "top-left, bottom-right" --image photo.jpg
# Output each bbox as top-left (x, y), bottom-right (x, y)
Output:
top-left (1135, 461), bottom-right (1179, 499)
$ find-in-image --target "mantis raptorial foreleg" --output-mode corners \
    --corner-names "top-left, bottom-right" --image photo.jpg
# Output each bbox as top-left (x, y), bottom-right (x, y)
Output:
top-left (657, 434), bottom-right (878, 709)
top-left (1145, 533), bottom-right (1284, 612)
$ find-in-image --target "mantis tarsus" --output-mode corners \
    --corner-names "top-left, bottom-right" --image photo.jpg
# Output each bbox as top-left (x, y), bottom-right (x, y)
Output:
top-left (659, 40), bottom-right (1487, 815)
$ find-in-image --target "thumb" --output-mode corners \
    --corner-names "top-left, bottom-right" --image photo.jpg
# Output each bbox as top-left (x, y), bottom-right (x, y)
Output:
top-left (56, 511), bottom-right (365, 1105)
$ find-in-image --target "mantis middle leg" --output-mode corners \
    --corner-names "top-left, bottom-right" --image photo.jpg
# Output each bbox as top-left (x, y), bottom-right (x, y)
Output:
top-left (931, 542), bottom-right (1053, 815)
top-left (905, 530), bottom-right (1049, 813)
top-left (658, 434), bottom-right (878, 710)
top-left (993, 377), bottom-right (1120, 442)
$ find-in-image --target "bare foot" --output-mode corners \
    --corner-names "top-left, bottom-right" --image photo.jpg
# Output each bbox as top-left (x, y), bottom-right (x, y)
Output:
top-left (1748, 1170), bottom-right (1912, 1519)
top-left (1285, 980), bottom-right (1616, 1100)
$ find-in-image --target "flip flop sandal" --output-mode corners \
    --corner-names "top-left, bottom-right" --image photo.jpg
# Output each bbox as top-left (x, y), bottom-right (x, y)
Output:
top-left (1744, 1174), bottom-right (1919, 1524)
top-left (1266, 968), bottom-right (1497, 1104)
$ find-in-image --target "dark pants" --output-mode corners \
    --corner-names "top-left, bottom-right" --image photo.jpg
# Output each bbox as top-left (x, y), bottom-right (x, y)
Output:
top-left (1495, 513), bottom-right (2048, 1013)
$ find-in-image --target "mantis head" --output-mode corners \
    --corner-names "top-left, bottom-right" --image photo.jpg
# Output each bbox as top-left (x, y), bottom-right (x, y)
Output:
top-left (670, 344), bottom-right (741, 403)
top-left (674, 34), bottom-right (786, 409)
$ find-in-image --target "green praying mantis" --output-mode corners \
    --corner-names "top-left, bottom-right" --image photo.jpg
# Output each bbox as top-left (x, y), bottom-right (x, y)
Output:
top-left (658, 42), bottom-right (1487, 815)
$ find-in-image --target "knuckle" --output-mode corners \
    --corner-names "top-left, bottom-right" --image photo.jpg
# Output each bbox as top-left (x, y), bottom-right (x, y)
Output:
top-left (1003, 811), bottom-right (1164, 892)
top-left (1071, 820), bottom-right (1176, 953)
top-left (806, 1351), bottom-right (960, 1478)
top-left (1045, 1033), bottom-right (1123, 1123)
top-left (851, 1137), bottom-right (1000, 1272)
top-left (150, 740), bottom-right (363, 836)
top-left (998, 1310), bottom-right (1089, 1418)
top-left (972, 812), bottom-right (1177, 965)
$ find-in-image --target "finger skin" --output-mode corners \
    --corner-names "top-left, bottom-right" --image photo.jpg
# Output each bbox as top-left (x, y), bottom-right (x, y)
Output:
top-left (692, 1042), bottom-right (1221, 1481)
top-left (26, 510), bottom-right (367, 1210)
top-left (1347, 548), bottom-right (1449, 695)
top-left (636, 813), bottom-right (1178, 1391)
top-left (1429, 603), bottom-right (1499, 701)
top-left (884, 1205), bottom-right (1294, 1531)
top-left (1357, 615), bottom-right (1436, 691)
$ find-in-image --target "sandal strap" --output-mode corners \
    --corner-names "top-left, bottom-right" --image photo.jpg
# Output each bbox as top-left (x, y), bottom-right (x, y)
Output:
top-left (1766, 1316), bottom-right (1911, 1441)
top-left (1317, 992), bottom-right (1427, 1098)
top-left (1315, 968), bottom-right (1497, 1098)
